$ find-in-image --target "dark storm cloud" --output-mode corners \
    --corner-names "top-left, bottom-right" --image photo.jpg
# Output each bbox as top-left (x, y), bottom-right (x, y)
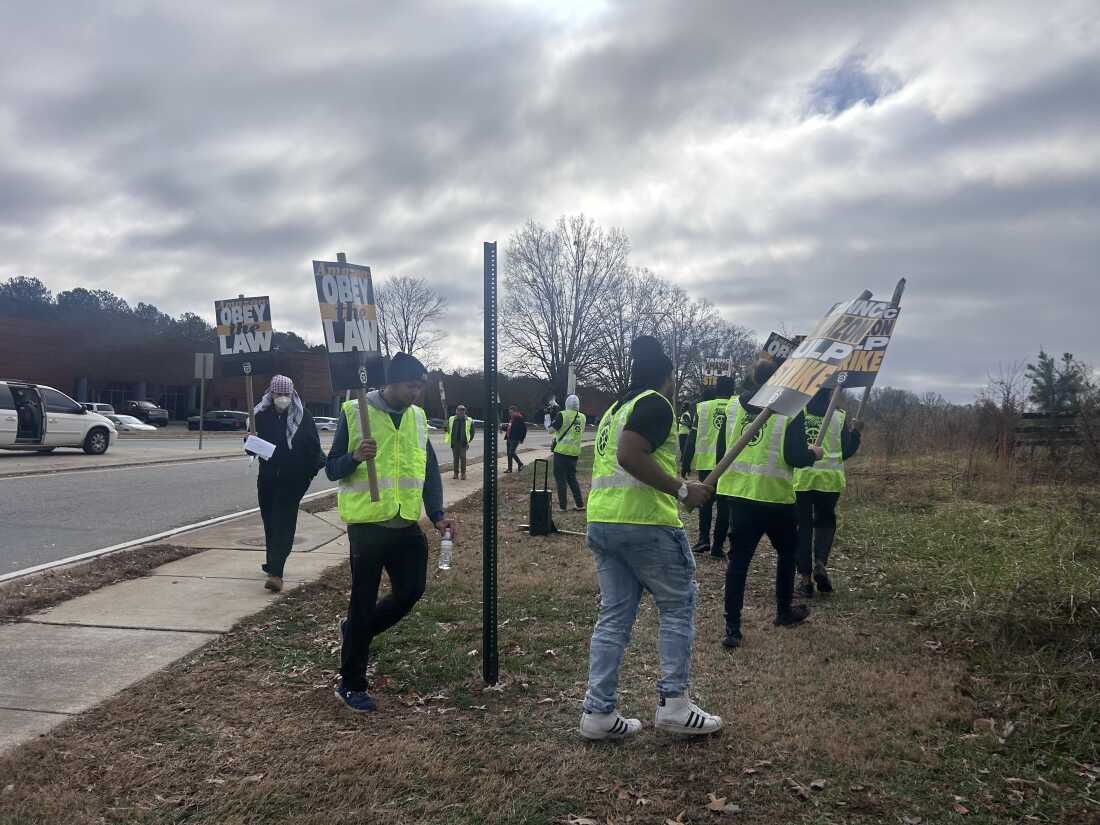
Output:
top-left (1, 0), bottom-right (1097, 398)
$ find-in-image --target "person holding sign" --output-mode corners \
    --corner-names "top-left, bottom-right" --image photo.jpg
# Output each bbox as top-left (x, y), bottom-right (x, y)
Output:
top-left (549, 393), bottom-right (586, 512)
top-left (580, 337), bottom-right (722, 741)
top-left (683, 377), bottom-right (736, 560)
top-left (715, 359), bottom-right (823, 650)
top-left (248, 375), bottom-right (325, 593)
top-left (444, 404), bottom-right (475, 480)
top-left (794, 387), bottom-right (863, 598)
top-left (325, 353), bottom-right (456, 713)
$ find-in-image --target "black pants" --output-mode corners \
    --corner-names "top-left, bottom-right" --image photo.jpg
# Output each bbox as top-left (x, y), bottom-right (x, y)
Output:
top-left (796, 490), bottom-right (840, 576)
top-left (506, 439), bottom-right (524, 471)
top-left (257, 475), bottom-right (308, 578)
top-left (697, 471), bottom-right (730, 552)
top-left (341, 523), bottom-right (428, 691)
top-left (553, 453), bottom-right (584, 509)
top-left (723, 496), bottom-right (798, 632)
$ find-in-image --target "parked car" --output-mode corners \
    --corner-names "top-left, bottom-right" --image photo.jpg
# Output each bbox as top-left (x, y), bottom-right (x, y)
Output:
top-left (0, 380), bottom-right (117, 455)
top-left (314, 416), bottom-right (339, 432)
top-left (187, 410), bottom-right (249, 431)
top-left (118, 400), bottom-right (170, 427)
top-left (428, 417), bottom-right (445, 430)
top-left (106, 414), bottom-right (158, 433)
top-left (81, 402), bottom-right (115, 415)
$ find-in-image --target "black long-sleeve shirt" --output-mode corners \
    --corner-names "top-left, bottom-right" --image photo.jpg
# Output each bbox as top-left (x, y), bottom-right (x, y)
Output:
top-left (325, 391), bottom-right (444, 523)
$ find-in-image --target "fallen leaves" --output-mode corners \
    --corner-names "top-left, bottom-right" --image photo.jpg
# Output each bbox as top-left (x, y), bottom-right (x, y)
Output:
top-left (705, 791), bottom-right (741, 816)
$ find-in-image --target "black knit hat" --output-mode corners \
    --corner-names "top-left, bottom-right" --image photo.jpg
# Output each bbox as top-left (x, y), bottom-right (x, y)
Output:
top-left (386, 352), bottom-right (428, 384)
top-left (628, 335), bottom-right (673, 390)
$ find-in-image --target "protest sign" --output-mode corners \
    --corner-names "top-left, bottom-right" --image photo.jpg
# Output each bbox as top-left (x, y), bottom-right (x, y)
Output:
top-left (702, 356), bottom-right (734, 386)
top-left (827, 306), bottom-right (902, 388)
top-left (313, 259), bottom-right (385, 391)
top-left (761, 332), bottom-right (796, 363)
top-left (215, 296), bottom-right (274, 378)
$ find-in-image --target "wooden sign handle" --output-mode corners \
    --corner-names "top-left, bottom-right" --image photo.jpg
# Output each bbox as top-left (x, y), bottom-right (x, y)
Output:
top-left (245, 374), bottom-right (255, 435)
top-left (701, 407), bottom-right (774, 490)
top-left (814, 384), bottom-right (843, 447)
top-left (356, 388), bottom-right (381, 502)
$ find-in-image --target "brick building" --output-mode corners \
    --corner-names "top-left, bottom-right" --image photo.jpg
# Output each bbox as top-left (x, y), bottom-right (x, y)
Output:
top-left (0, 318), bottom-right (340, 418)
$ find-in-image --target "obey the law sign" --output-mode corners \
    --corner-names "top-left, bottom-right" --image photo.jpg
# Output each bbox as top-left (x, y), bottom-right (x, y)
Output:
top-left (215, 295), bottom-right (274, 376)
top-left (313, 259), bottom-right (386, 390)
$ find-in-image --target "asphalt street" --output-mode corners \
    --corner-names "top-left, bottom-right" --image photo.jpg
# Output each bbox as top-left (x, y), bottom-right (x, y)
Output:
top-left (1, 430), bottom-right (552, 575)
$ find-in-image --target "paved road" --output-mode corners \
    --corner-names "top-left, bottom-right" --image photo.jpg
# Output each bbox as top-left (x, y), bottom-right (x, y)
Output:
top-left (0, 431), bottom-right (554, 575)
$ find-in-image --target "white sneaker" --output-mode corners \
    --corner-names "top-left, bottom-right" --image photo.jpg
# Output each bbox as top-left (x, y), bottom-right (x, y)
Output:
top-left (579, 710), bottom-right (642, 740)
top-left (654, 695), bottom-right (723, 735)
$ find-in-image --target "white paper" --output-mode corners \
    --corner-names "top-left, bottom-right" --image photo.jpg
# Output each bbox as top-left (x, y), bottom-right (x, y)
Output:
top-left (244, 435), bottom-right (277, 461)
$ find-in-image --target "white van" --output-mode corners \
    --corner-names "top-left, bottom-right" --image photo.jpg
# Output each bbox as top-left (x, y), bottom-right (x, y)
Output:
top-left (0, 380), bottom-right (117, 455)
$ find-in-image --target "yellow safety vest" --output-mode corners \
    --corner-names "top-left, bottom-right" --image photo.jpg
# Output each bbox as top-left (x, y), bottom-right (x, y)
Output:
top-left (588, 390), bottom-right (682, 527)
top-left (678, 412), bottom-right (692, 437)
top-left (715, 398), bottom-right (795, 504)
top-left (338, 399), bottom-right (428, 524)
top-left (444, 415), bottom-right (473, 446)
top-left (794, 410), bottom-right (846, 493)
top-left (690, 397), bottom-right (729, 473)
top-left (553, 411), bottom-right (586, 457)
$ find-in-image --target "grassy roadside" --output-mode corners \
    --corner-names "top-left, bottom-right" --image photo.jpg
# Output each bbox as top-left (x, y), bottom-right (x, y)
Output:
top-left (1, 450), bottom-right (1097, 824)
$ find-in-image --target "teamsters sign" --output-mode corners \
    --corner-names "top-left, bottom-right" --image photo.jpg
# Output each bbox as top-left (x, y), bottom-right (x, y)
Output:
top-left (313, 259), bottom-right (386, 390)
top-left (751, 296), bottom-right (899, 416)
top-left (215, 295), bottom-right (274, 376)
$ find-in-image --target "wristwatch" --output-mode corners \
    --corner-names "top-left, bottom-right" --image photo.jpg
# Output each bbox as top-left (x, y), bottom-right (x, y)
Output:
top-left (677, 482), bottom-right (689, 501)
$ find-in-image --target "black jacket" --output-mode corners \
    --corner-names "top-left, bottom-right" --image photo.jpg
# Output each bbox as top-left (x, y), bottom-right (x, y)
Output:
top-left (735, 393), bottom-right (818, 470)
top-left (252, 408), bottom-right (325, 488)
top-left (507, 416), bottom-right (527, 443)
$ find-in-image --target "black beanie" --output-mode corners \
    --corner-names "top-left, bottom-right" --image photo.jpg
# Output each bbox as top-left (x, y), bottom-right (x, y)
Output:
top-left (628, 335), bottom-right (673, 390)
top-left (386, 352), bottom-right (427, 384)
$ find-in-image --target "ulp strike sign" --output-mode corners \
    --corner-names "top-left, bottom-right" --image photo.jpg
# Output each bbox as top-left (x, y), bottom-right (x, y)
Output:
top-left (313, 259), bottom-right (386, 390)
top-left (215, 295), bottom-right (274, 376)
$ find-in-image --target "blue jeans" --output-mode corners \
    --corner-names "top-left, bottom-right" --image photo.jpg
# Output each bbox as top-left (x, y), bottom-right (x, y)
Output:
top-left (583, 522), bottom-right (698, 714)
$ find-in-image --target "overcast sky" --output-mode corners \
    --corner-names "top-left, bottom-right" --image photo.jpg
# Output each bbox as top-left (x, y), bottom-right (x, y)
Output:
top-left (2, 1), bottom-right (1097, 400)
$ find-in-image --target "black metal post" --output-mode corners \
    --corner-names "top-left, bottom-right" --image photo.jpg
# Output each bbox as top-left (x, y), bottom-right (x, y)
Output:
top-left (482, 241), bottom-right (499, 685)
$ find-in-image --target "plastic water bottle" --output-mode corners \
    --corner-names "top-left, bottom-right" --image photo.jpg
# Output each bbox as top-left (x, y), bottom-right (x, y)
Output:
top-left (438, 530), bottom-right (453, 570)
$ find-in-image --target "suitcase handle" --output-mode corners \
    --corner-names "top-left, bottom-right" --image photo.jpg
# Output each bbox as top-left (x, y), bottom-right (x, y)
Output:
top-left (531, 458), bottom-right (550, 493)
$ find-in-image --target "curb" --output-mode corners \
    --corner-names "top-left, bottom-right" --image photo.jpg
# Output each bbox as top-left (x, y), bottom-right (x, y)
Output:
top-left (0, 452), bottom-right (247, 480)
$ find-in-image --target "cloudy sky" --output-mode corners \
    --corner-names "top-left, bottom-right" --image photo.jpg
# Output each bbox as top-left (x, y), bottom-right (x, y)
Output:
top-left (2, 1), bottom-right (1097, 399)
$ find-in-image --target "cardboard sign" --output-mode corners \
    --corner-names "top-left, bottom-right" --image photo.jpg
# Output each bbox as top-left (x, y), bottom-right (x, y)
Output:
top-left (313, 259), bottom-right (385, 390)
top-left (826, 307), bottom-right (902, 388)
top-left (702, 356), bottom-right (734, 387)
top-left (751, 296), bottom-right (897, 416)
top-left (761, 332), bottom-right (796, 363)
top-left (215, 296), bottom-right (274, 377)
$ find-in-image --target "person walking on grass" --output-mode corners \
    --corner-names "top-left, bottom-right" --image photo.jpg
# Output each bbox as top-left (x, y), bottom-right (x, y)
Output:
top-left (505, 406), bottom-right (527, 473)
top-left (682, 377), bottom-right (736, 561)
top-left (713, 358), bottom-right (823, 650)
top-left (326, 352), bottom-right (457, 713)
top-left (580, 336), bottom-right (722, 741)
top-left (794, 387), bottom-right (863, 598)
top-left (248, 375), bottom-right (325, 593)
top-left (444, 404), bottom-right (475, 480)
top-left (549, 393), bottom-right (586, 511)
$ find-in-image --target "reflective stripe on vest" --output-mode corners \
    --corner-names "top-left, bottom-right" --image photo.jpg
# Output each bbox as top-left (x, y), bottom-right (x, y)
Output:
top-left (794, 410), bottom-right (846, 493)
top-left (444, 415), bottom-right (473, 445)
top-left (690, 397), bottom-right (729, 473)
top-left (715, 398), bottom-right (795, 504)
top-left (553, 411), bottom-right (586, 457)
top-left (338, 400), bottom-right (428, 523)
top-left (588, 390), bottom-right (682, 527)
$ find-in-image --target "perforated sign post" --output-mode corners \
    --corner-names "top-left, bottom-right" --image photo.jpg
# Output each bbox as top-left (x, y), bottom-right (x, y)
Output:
top-left (482, 241), bottom-right (499, 685)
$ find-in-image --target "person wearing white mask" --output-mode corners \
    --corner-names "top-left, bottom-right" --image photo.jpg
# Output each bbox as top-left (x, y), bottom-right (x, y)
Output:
top-left (248, 374), bottom-right (325, 592)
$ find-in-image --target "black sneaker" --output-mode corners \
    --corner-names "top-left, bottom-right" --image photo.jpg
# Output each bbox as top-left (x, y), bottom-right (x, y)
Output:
top-left (692, 541), bottom-right (710, 554)
top-left (721, 629), bottom-right (742, 649)
top-left (814, 570), bottom-right (834, 594)
top-left (796, 581), bottom-right (815, 599)
top-left (710, 548), bottom-right (727, 561)
top-left (334, 684), bottom-right (377, 713)
top-left (774, 604), bottom-right (811, 626)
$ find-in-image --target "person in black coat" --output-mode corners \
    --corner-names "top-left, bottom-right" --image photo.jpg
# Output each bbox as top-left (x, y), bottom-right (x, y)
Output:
top-left (505, 407), bottom-right (527, 473)
top-left (247, 375), bottom-right (325, 592)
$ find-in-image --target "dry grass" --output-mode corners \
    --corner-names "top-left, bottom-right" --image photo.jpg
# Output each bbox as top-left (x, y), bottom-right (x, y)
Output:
top-left (0, 451), bottom-right (1097, 824)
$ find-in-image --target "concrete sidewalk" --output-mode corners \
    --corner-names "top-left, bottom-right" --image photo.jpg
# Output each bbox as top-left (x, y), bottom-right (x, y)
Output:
top-left (0, 448), bottom-right (552, 755)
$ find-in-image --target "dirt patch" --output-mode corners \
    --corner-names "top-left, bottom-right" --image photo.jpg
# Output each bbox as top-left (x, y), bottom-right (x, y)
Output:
top-left (0, 543), bottom-right (204, 622)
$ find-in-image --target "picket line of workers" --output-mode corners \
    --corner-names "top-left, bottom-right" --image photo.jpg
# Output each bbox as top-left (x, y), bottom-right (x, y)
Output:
top-left (246, 337), bottom-right (861, 737)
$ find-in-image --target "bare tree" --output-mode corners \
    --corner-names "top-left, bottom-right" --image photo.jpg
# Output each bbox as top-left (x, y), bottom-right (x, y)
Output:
top-left (591, 267), bottom-right (666, 397)
top-left (375, 275), bottom-right (448, 361)
top-left (502, 214), bottom-right (629, 397)
top-left (651, 285), bottom-right (724, 406)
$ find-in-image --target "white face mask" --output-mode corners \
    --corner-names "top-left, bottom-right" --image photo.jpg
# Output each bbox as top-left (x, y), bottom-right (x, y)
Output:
top-left (273, 395), bottom-right (292, 412)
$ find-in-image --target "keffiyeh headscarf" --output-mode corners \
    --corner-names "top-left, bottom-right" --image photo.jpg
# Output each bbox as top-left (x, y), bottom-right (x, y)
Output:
top-left (254, 374), bottom-right (304, 448)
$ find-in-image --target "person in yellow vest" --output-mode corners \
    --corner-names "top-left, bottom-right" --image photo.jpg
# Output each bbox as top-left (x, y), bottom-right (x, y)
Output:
top-left (444, 404), bottom-right (475, 480)
top-left (580, 336), bottom-right (721, 741)
top-left (682, 376), bottom-right (736, 560)
top-left (548, 393), bottom-right (587, 511)
top-left (794, 387), bottom-right (863, 598)
top-left (677, 404), bottom-right (693, 456)
top-left (713, 358), bottom-right (823, 650)
top-left (325, 352), bottom-right (457, 713)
